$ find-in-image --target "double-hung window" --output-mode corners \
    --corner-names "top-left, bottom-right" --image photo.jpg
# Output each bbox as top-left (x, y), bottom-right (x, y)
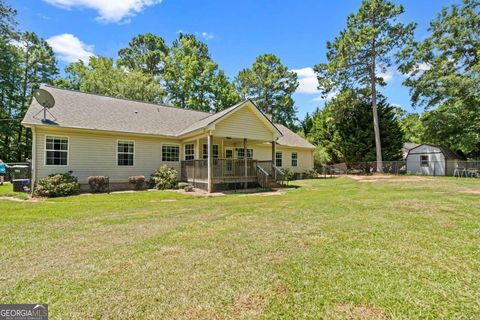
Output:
top-left (275, 151), bottom-right (283, 167)
top-left (117, 140), bottom-right (134, 166)
top-left (45, 136), bottom-right (68, 166)
top-left (291, 152), bottom-right (298, 167)
top-left (237, 148), bottom-right (254, 159)
top-left (162, 144), bottom-right (180, 162)
top-left (184, 144), bottom-right (195, 160)
top-left (202, 144), bottom-right (219, 159)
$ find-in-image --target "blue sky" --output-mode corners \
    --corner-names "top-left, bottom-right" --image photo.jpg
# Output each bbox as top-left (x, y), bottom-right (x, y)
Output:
top-left (11, 0), bottom-right (459, 120)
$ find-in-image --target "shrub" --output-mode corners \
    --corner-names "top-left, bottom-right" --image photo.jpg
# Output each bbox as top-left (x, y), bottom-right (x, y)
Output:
top-left (129, 176), bottom-right (145, 190)
top-left (282, 168), bottom-right (295, 185)
top-left (87, 176), bottom-right (109, 193)
top-left (35, 172), bottom-right (79, 198)
top-left (149, 165), bottom-right (178, 190)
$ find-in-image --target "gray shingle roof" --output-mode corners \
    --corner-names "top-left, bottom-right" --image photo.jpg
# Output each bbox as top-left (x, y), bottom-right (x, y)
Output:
top-left (275, 124), bottom-right (315, 149)
top-left (22, 86), bottom-right (314, 149)
top-left (22, 86), bottom-right (211, 136)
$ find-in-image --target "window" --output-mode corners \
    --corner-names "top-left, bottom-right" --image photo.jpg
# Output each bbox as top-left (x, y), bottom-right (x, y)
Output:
top-left (184, 144), bottom-right (195, 160)
top-left (162, 144), bottom-right (180, 162)
top-left (237, 148), bottom-right (254, 159)
top-left (420, 155), bottom-right (429, 167)
top-left (275, 151), bottom-right (283, 167)
top-left (202, 144), bottom-right (219, 159)
top-left (117, 140), bottom-right (134, 166)
top-left (45, 136), bottom-right (68, 166)
top-left (291, 152), bottom-right (298, 167)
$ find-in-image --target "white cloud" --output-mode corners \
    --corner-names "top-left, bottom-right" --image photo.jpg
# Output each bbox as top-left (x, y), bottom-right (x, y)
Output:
top-left (291, 67), bottom-right (321, 94)
top-left (377, 68), bottom-right (393, 83)
top-left (201, 32), bottom-right (214, 40)
top-left (312, 91), bottom-right (338, 102)
top-left (47, 33), bottom-right (94, 63)
top-left (43, 0), bottom-right (161, 23)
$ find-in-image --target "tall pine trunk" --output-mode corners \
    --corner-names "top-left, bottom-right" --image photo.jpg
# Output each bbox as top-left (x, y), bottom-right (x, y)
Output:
top-left (370, 53), bottom-right (383, 173)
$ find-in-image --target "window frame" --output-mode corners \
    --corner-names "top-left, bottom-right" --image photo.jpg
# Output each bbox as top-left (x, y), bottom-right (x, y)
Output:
top-left (44, 135), bottom-right (69, 166)
top-left (162, 143), bottom-right (180, 162)
top-left (237, 148), bottom-right (254, 160)
top-left (275, 151), bottom-right (283, 167)
top-left (184, 143), bottom-right (195, 161)
top-left (420, 155), bottom-right (429, 167)
top-left (291, 152), bottom-right (298, 167)
top-left (116, 140), bottom-right (135, 167)
top-left (202, 144), bottom-right (219, 159)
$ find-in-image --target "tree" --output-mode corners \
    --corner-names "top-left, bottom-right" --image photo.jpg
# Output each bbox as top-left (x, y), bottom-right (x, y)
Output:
top-left (210, 70), bottom-right (241, 113)
top-left (421, 103), bottom-right (480, 158)
top-left (13, 32), bottom-right (58, 160)
top-left (399, 0), bottom-right (479, 157)
top-left (393, 107), bottom-right (423, 144)
top-left (300, 112), bottom-right (314, 137)
top-left (235, 54), bottom-right (298, 129)
top-left (117, 33), bottom-right (169, 77)
top-left (308, 89), bottom-right (404, 165)
top-left (163, 33), bottom-right (236, 112)
top-left (56, 57), bottom-right (163, 104)
top-left (315, 0), bottom-right (415, 171)
top-left (0, 0), bottom-right (16, 38)
top-left (399, 0), bottom-right (479, 109)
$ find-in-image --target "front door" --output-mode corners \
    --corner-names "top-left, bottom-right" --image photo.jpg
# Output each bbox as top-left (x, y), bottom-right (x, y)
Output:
top-left (225, 148), bottom-right (234, 175)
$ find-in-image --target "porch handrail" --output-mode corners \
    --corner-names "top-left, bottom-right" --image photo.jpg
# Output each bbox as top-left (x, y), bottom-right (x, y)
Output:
top-left (272, 165), bottom-right (285, 183)
top-left (256, 164), bottom-right (269, 188)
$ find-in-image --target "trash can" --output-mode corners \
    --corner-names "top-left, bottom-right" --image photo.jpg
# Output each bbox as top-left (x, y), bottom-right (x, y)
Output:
top-left (13, 179), bottom-right (29, 192)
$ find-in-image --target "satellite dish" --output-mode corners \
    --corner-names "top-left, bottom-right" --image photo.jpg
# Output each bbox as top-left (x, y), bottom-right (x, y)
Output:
top-left (33, 89), bottom-right (55, 108)
top-left (32, 89), bottom-right (57, 122)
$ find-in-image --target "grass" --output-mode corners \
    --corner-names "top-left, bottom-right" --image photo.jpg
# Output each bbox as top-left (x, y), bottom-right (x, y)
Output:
top-left (0, 182), bottom-right (29, 200)
top-left (0, 176), bottom-right (479, 319)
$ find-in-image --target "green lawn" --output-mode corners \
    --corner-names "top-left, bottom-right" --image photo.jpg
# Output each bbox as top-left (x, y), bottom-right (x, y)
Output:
top-left (1, 177), bottom-right (479, 319)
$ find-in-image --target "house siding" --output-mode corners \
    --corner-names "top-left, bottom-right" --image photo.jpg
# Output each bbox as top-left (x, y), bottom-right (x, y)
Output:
top-left (213, 105), bottom-right (276, 141)
top-left (35, 127), bottom-right (183, 184)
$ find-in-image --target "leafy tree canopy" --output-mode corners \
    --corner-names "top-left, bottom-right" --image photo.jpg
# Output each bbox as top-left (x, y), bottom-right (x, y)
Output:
top-left (163, 33), bottom-right (239, 112)
top-left (55, 56), bottom-right (163, 103)
top-left (117, 33), bottom-right (169, 77)
top-left (308, 89), bottom-right (404, 164)
top-left (235, 54), bottom-right (298, 129)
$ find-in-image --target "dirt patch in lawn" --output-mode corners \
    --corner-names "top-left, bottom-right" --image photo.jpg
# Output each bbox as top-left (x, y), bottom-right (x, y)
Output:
top-left (347, 175), bottom-right (433, 182)
top-left (0, 196), bottom-right (43, 202)
top-left (233, 293), bottom-right (265, 317)
top-left (460, 189), bottom-right (480, 195)
top-left (335, 303), bottom-right (388, 319)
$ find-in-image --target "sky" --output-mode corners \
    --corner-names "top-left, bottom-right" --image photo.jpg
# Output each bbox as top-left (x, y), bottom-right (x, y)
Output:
top-left (10, 0), bottom-right (460, 120)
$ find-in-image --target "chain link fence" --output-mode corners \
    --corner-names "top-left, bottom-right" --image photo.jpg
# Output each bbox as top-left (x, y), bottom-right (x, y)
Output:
top-left (318, 160), bottom-right (480, 177)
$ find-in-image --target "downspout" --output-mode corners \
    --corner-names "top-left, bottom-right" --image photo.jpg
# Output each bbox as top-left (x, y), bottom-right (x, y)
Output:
top-left (31, 126), bottom-right (36, 194)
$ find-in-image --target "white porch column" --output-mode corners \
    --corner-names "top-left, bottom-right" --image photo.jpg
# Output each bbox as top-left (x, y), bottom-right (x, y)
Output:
top-left (271, 141), bottom-right (276, 180)
top-left (244, 138), bottom-right (248, 189)
top-left (207, 134), bottom-right (213, 193)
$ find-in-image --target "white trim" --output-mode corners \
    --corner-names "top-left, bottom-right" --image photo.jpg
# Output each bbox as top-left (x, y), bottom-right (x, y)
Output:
top-left (161, 143), bottom-right (181, 162)
top-left (291, 152), bottom-right (298, 167)
top-left (205, 101), bottom-right (283, 138)
top-left (275, 151), bottom-right (283, 168)
top-left (116, 139), bottom-right (135, 167)
top-left (44, 135), bottom-right (69, 167)
top-left (184, 143), bottom-right (195, 161)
